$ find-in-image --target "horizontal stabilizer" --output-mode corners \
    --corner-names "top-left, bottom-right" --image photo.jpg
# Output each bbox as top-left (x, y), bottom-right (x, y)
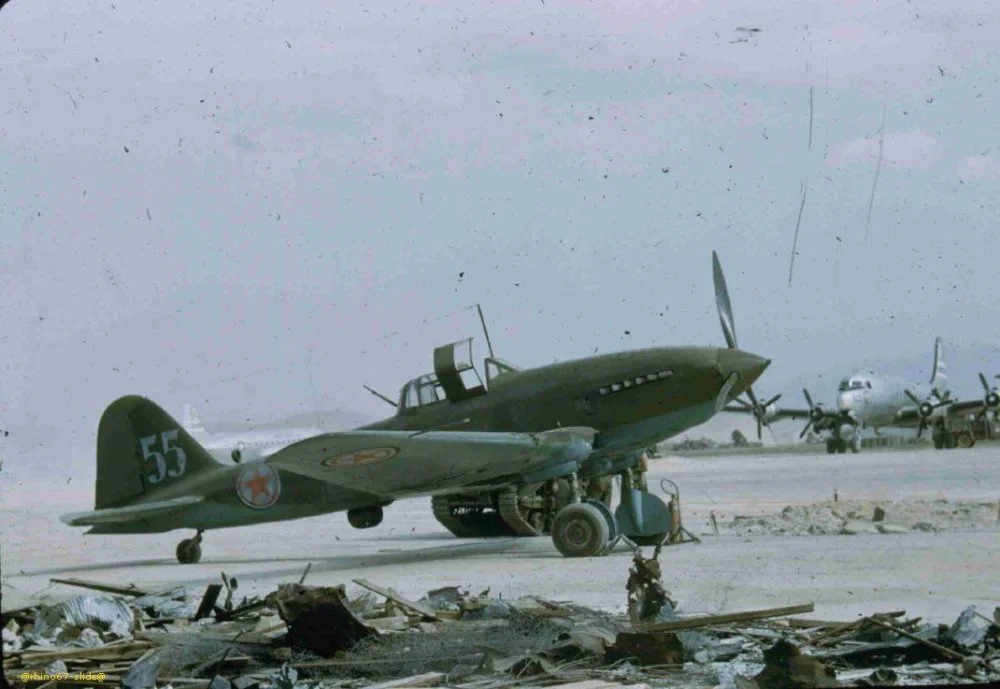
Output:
top-left (60, 495), bottom-right (204, 527)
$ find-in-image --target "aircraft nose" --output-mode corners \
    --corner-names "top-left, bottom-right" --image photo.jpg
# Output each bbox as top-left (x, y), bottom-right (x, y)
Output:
top-left (717, 348), bottom-right (771, 393)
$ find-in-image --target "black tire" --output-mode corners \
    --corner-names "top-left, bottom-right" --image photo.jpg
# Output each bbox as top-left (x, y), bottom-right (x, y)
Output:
top-left (551, 503), bottom-right (610, 557)
top-left (176, 539), bottom-right (202, 564)
top-left (348, 506), bottom-right (384, 529)
top-left (826, 440), bottom-right (836, 454)
top-left (957, 432), bottom-right (975, 449)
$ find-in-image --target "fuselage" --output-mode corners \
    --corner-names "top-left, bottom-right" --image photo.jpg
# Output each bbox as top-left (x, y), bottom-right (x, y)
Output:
top-left (196, 427), bottom-right (324, 464)
top-left (361, 346), bottom-right (769, 460)
top-left (834, 371), bottom-right (940, 429)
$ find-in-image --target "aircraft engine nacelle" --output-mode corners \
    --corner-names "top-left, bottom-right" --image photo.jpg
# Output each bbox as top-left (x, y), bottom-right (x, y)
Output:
top-left (761, 403), bottom-right (779, 424)
top-left (987, 390), bottom-right (1000, 410)
top-left (809, 404), bottom-right (826, 423)
top-left (918, 402), bottom-right (935, 419)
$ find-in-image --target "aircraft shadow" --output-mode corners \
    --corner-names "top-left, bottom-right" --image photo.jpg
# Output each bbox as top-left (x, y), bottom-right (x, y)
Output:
top-left (24, 538), bottom-right (531, 581)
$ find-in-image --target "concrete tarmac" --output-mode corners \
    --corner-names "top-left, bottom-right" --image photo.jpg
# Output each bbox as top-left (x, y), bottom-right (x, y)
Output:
top-left (3, 445), bottom-right (998, 621)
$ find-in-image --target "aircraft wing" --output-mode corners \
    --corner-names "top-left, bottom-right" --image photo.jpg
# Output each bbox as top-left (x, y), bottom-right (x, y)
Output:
top-left (893, 406), bottom-right (922, 424)
top-left (893, 399), bottom-right (991, 425)
top-left (722, 404), bottom-right (811, 421)
top-left (943, 399), bottom-right (994, 418)
top-left (60, 496), bottom-right (205, 527)
top-left (263, 427), bottom-right (596, 498)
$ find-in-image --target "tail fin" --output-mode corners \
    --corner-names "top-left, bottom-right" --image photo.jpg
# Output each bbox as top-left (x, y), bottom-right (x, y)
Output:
top-left (929, 337), bottom-right (947, 392)
top-left (182, 403), bottom-right (210, 440)
top-left (96, 396), bottom-right (221, 509)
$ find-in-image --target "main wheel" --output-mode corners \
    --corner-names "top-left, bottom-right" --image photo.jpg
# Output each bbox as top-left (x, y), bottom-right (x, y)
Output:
top-left (176, 538), bottom-right (202, 564)
top-left (957, 432), bottom-right (975, 449)
top-left (348, 506), bottom-right (384, 529)
top-left (944, 432), bottom-right (958, 449)
top-left (826, 440), bottom-right (836, 454)
top-left (551, 503), bottom-right (610, 558)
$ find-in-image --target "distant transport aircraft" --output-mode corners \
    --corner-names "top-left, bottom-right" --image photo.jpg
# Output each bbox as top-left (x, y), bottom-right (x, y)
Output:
top-left (726, 338), bottom-right (999, 453)
top-left (181, 404), bottom-right (323, 464)
top-left (61, 252), bottom-right (771, 563)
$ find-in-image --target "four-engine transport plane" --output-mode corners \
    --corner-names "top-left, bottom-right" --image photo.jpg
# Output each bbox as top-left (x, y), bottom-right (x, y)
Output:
top-left (181, 404), bottom-right (323, 464)
top-left (726, 338), bottom-right (999, 453)
top-left (61, 252), bottom-right (771, 563)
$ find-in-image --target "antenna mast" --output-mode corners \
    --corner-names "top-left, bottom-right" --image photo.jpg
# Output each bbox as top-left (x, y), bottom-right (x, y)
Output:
top-left (476, 303), bottom-right (496, 358)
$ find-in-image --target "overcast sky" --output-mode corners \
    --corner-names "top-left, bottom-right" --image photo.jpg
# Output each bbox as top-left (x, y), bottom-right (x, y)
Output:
top-left (2, 0), bottom-right (998, 476)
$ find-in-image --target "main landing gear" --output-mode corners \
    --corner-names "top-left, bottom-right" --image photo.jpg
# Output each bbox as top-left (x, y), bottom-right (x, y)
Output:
top-left (550, 470), bottom-right (676, 558)
top-left (176, 530), bottom-right (203, 564)
top-left (932, 428), bottom-right (973, 449)
top-left (825, 436), bottom-right (861, 454)
top-left (430, 460), bottom-right (685, 558)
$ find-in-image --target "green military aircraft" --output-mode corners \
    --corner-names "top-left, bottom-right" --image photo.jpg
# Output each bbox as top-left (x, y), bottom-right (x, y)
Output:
top-left (61, 252), bottom-right (770, 562)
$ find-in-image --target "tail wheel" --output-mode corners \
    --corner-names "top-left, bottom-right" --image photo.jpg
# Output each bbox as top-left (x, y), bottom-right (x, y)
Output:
top-left (176, 538), bottom-right (202, 564)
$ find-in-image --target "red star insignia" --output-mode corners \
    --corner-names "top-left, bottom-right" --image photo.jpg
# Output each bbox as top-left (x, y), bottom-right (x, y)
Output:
top-left (244, 469), bottom-right (272, 501)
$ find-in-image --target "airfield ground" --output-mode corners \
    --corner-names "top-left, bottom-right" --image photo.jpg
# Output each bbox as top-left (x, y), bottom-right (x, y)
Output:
top-left (2, 445), bottom-right (998, 622)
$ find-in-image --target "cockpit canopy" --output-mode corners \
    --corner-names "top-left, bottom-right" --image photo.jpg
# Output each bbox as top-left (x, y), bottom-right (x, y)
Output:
top-left (396, 337), bottom-right (522, 413)
top-left (838, 376), bottom-right (872, 392)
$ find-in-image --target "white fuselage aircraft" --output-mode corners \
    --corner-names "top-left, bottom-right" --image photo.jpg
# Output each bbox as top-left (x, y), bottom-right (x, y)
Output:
top-left (182, 405), bottom-right (324, 464)
top-left (727, 338), bottom-right (999, 453)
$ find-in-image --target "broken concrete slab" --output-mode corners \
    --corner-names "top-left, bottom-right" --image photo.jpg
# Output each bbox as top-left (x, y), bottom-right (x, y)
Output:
top-left (875, 523), bottom-right (909, 534)
top-left (947, 605), bottom-right (991, 650)
top-left (841, 520), bottom-right (879, 535)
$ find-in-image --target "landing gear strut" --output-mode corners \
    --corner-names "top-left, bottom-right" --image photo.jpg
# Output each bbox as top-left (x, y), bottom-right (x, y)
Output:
top-left (176, 530), bottom-right (203, 564)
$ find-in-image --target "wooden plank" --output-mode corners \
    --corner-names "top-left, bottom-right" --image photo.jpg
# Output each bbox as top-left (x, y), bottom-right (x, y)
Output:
top-left (640, 602), bottom-right (814, 632)
top-left (49, 577), bottom-right (149, 597)
top-left (361, 671), bottom-right (446, 689)
top-left (193, 584), bottom-right (223, 621)
top-left (786, 618), bottom-right (855, 629)
top-left (867, 617), bottom-right (970, 663)
top-left (19, 642), bottom-right (151, 663)
top-left (352, 579), bottom-right (439, 621)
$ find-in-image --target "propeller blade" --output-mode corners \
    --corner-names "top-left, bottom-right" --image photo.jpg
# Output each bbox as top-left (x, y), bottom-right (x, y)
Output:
top-left (712, 251), bottom-right (738, 350)
top-left (799, 422), bottom-right (812, 440)
top-left (917, 422), bottom-right (925, 439)
top-left (764, 394), bottom-right (782, 408)
top-left (731, 397), bottom-right (752, 410)
top-left (980, 372), bottom-right (990, 393)
top-left (756, 416), bottom-right (763, 441)
top-left (904, 389), bottom-right (921, 406)
top-left (766, 423), bottom-right (778, 444)
top-left (803, 388), bottom-right (814, 410)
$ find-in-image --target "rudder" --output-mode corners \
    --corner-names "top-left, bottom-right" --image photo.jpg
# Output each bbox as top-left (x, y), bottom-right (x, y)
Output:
top-left (182, 403), bottom-right (210, 440)
top-left (96, 395), bottom-right (221, 509)
top-left (929, 336), bottom-right (947, 392)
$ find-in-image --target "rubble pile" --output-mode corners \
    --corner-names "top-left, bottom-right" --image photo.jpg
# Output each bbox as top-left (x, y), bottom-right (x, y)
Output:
top-left (722, 499), bottom-right (1000, 537)
top-left (3, 564), bottom-right (999, 689)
